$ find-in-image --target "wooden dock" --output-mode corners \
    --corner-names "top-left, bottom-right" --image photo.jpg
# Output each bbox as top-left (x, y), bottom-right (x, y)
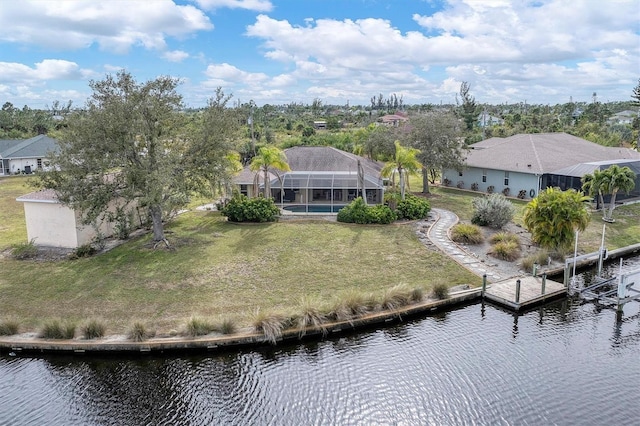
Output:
top-left (483, 275), bottom-right (567, 311)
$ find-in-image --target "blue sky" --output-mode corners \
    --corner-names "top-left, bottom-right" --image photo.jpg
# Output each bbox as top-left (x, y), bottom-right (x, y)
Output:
top-left (1, 0), bottom-right (638, 109)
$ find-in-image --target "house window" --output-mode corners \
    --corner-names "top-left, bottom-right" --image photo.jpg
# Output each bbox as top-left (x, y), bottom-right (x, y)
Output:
top-left (37, 158), bottom-right (42, 169)
top-left (504, 171), bottom-right (509, 186)
top-left (482, 169), bottom-right (487, 183)
top-left (240, 184), bottom-right (248, 196)
top-left (459, 171), bottom-right (463, 177)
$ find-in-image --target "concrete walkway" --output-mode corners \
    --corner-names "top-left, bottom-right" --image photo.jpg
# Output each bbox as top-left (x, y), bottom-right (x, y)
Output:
top-left (425, 208), bottom-right (506, 282)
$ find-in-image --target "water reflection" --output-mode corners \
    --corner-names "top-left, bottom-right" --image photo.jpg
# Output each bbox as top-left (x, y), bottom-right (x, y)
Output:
top-left (1, 257), bottom-right (640, 425)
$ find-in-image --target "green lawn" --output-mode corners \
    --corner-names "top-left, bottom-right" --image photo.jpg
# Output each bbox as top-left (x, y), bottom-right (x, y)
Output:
top-left (2, 175), bottom-right (638, 336)
top-left (0, 178), bottom-right (480, 334)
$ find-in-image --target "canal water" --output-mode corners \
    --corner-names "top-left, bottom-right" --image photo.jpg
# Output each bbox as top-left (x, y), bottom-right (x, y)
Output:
top-left (2, 258), bottom-right (640, 425)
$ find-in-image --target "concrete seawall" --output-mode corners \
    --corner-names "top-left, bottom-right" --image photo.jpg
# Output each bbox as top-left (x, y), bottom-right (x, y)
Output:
top-left (0, 289), bottom-right (482, 355)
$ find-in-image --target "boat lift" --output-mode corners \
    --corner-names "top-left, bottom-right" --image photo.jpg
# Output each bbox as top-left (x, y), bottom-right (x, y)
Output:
top-left (565, 224), bottom-right (640, 318)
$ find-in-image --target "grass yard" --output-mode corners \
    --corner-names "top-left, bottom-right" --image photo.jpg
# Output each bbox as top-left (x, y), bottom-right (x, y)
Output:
top-left (0, 177), bottom-right (480, 334)
top-left (1, 175), bottom-right (638, 337)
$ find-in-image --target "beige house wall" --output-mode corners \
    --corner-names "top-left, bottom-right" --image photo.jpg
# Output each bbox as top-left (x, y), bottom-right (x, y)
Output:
top-left (22, 202), bottom-right (81, 248)
top-left (21, 199), bottom-right (136, 249)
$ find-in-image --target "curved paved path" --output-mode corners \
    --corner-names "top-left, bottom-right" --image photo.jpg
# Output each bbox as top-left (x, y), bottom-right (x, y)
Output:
top-left (425, 208), bottom-right (505, 282)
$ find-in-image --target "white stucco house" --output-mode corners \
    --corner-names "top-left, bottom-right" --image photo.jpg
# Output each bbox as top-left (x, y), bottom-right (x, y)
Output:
top-left (0, 135), bottom-right (58, 176)
top-left (16, 189), bottom-right (141, 249)
top-left (442, 133), bottom-right (640, 200)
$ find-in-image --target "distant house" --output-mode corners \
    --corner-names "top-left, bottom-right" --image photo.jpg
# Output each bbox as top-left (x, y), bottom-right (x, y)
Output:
top-left (0, 135), bottom-right (58, 176)
top-left (607, 110), bottom-right (637, 125)
top-left (234, 146), bottom-right (385, 213)
top-left (478, 111), bottom-right (504, 127)
top-left (378, 114), bottom-right (408, 127)
top-left (442, 133), bottom-right (640, 200)
top-left (313, 120), bottom-right (327, 130)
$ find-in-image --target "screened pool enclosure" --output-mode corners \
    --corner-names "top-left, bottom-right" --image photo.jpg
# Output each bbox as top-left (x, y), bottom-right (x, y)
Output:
top-left (265, 171), bottom-right (385, 213)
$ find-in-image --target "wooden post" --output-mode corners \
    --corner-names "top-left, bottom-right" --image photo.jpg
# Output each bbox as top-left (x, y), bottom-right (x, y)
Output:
top-left (482, 274), bottom-right (487, 297)
top-left (515, 279), bottom-right (521, 303)
top-left (541, 273), bottom-right (546, 295)
top-left (533, 263), bottom-right (538, 277)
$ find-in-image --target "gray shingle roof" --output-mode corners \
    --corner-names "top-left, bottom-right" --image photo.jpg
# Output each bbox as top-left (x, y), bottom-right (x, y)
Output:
top-left (234, 147), bottom-right (384, 184)
top-left (465, 133), bottom-right (640, 175)
top-left (0, 135), bottom-right (59, 159)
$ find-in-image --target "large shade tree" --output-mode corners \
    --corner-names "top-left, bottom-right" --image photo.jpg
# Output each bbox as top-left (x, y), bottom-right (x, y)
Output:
top-left (40, 71), bottom-right (239, 244)
top-left (403, 111), bottom-right (467, 194)
top-left (249, 146), bottom-right (291, 198)
top-left (523, 187), bottom-right (590, 252)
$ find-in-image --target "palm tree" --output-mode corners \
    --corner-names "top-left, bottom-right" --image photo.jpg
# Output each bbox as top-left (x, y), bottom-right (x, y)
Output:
top-left (581, 168), bottom-right (606, 211)
top-left (602, 165), bottom-right (636, 221)
top-left (249, 146), bottom-right (291, 199)
top-left (381, 140), bottom-right (422, 201)
top-left (523, 187), bottom-right (590, 252)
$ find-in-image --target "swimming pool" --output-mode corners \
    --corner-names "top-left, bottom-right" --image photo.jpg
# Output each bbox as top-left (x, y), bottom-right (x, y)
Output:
top-left (282, 204), bottom-right (346, 213)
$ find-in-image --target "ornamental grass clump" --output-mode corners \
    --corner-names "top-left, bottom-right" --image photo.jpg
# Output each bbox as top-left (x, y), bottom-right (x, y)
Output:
top-left (489, 232), bottom-right (520, 246)
top-left (81, 319), bottom-right (106, 339)
top-left (0, 320), bottom-right (19, 336)
top-left (185, 316), bottom-right (214, 337)
top-left (296, 297), bottom-right (329, 337)
top-left (39, 320), bottom-right (76, 339)
top-left (520, 249), bottom-right (551, 271)
top-left (329, 290), bottom-right (376, 323)
top-left (215, 318), bottom-right (237, 335)
top-left (450, 223), bottom-right (484, 244)
top-left (11, 239), bottom-right (38, 260)
top-left (431, 283), bottom-right (450, 300)
top-left (381, 285), bottom-right (413, 311)
top-left (489, 240), bottom-right (521, 261)
top-left (128, 322), bottom-right (152, 342)
top-left (252, 309), bottom-right (288, 345)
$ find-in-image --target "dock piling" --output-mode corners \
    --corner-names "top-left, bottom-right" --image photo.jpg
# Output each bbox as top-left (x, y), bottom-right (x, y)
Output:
top-left (541, 273), bottom-right (546, 295)
top-left (482, 274), bottom-right (487, 297)
top-left (515, 279), bottom-right (521, 303)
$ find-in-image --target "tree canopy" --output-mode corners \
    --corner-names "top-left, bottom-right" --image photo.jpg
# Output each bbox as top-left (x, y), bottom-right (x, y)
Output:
top-left (39, 71), bottom-right (240, 244)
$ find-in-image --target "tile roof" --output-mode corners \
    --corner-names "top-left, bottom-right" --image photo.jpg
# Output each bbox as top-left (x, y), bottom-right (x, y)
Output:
top-left (464, 133), bottom-right (640, 175)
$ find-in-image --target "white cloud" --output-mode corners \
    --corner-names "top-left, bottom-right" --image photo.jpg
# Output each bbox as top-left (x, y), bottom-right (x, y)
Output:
top-left (0, 0), bottom-right (212, 53)
top-left (0, 60), bottom-right (94, 84)
top-left (162, 50), bottom-right (190, 62)
top-left (194, 0), bottom-right (273, 12)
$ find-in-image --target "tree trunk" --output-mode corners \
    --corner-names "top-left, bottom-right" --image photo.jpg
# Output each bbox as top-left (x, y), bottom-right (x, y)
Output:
top-left (607, 190), bottom-right (618, 220)
top-left (399, 169), bottom-right (405, 200)
top-left (149, 204), bottom-right (165, 241)
top-left (422, 167), bottom-right (430, 194)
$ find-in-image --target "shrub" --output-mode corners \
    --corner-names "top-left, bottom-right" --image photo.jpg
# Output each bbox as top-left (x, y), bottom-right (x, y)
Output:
top-left (431, 283), bottom-right (449, 300)
top-left (39, 320), bottom-right (76, 339)
top-left (74, 244), bottom-right (97, 258)
top-left (450, 223), bottom-right (484, 244)
top-left (11, 240), bottom-right (38, 260)
top-left (337, 197), bottom-right (396, 224)
top-left (185, 317), bottom-right (214, 337)
top-left (396, 195), bottom-right (431, 220)
top-left (487, 185), bottom-right (495, 194)
top-left (471, 193), bottom-right (515, 229)
top-left (220, 194), bottom-right (280, 223)
top-left (367, 204), bottom-right (397, 224)
top-left (81, 319), bottom-right (106, 339)
top-left (489, 240), bottom-right (521, 261)
top-left (489, 232), bottom-right (520, 246)
top-left (471, 182), bottom-right (479, 191)
top-left (456, 180), bottom-right (464, 189)
top-left (0, 320), bottom-right (19, 336)
top-left (128, 322), bottom-right (152, 342)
